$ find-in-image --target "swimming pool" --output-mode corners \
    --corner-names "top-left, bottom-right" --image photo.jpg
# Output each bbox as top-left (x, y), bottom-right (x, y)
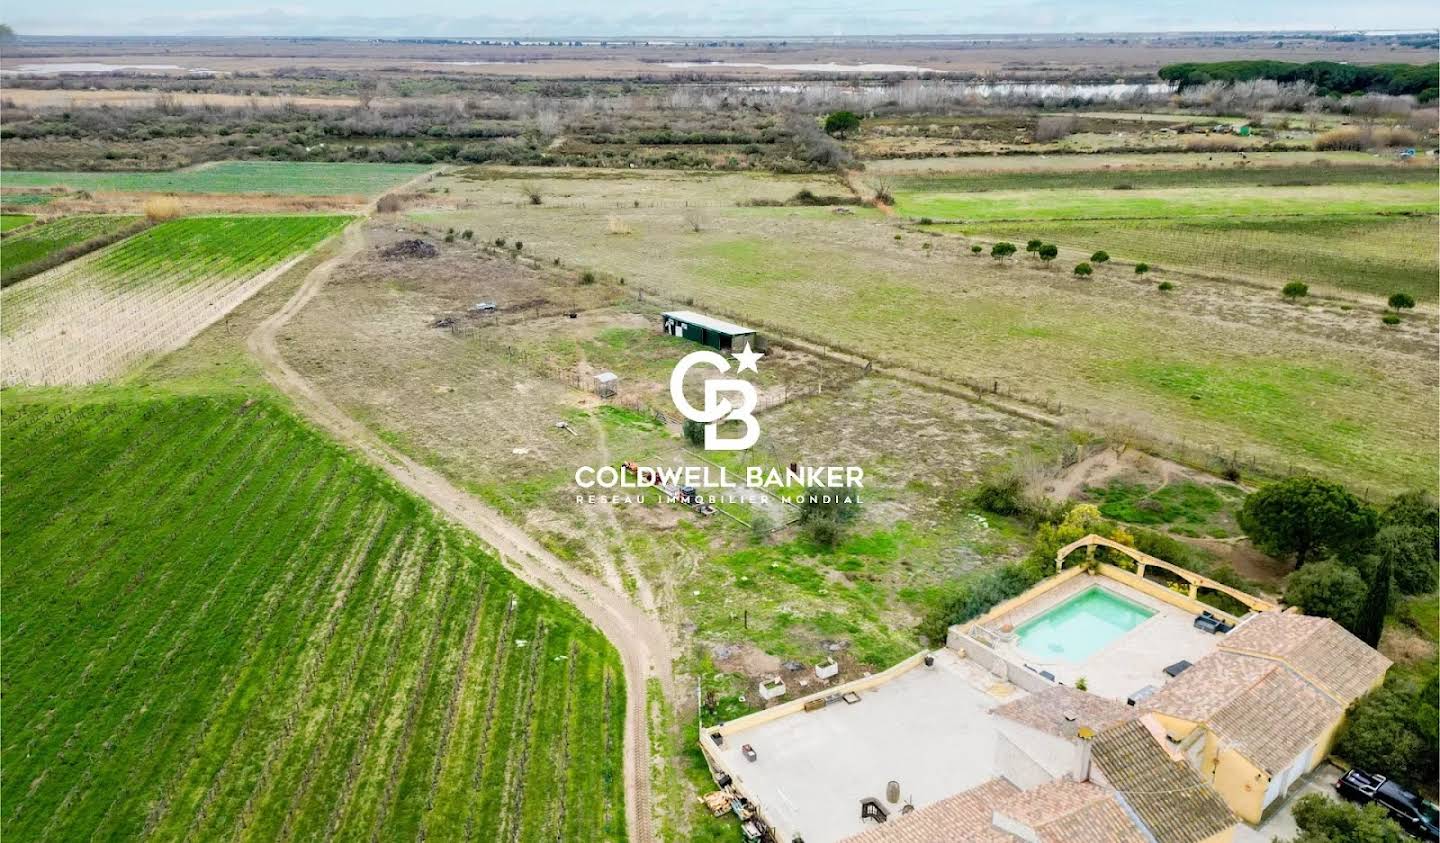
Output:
top-left (1014, 587), bottom-right (1155, 664)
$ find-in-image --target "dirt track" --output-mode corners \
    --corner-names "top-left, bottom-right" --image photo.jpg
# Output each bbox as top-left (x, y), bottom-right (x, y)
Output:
top-left (247, 210), bottom-right (670, 843)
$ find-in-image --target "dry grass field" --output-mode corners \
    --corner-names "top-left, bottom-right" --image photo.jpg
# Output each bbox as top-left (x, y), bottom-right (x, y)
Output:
top-left (404, 166), bottom-right (1437, 493)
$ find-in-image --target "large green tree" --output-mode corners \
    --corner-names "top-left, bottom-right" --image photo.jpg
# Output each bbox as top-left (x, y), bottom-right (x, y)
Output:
top-left (1238, 476), bottom-right (1377, 566)
top-left (1336, 668), bottom-right (1439, 792)
top-left (1378, 490), bottom-right (1438, 593)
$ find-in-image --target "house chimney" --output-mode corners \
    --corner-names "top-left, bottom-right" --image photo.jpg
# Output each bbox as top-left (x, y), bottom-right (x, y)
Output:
top-left (1073, 726), bottom-right (1095, 782)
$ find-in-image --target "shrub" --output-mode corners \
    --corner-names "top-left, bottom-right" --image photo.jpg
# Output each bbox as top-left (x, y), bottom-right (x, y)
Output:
top-left (1157, 281), bottom-right (1175, 292)
top-left (797, 485), bottom-right (860, 548)
top-left (970, 244), bottom-right (983, 254)
top-left (682, 419), bottom-right (705, 446)
top-left (1283, 560), bottom-right (1367, 630)
top-left (1025, 239), bottom-right (1043, 252)
top-left (521, 183), bottom-right (542, 205)
top-left (579, 270), bottom-right (596, 285)
top-left (1382, 314), bottom-right (1402, 325)
top-left (990, 241), bottom-right (1017, 259)
top-left (1281, 280), bottom-right (1309, 300)
top-left (513, 241), bottom-right (523, 251)
top-left (494, 237), bottom-right (506, 247)
top-left (1134, 262), bottom-right (1150, 275)
top-left (1037, 244), bottom-right (1058, 262)
top-left (1034, 115), bottom-right (1076, 142)
top-left (375, 194), bottom-right (403, 214)
top-left (142, 195), bottom-right (182, 222)
top-left (918, 217), bottom-right (933, 225)
top-left (444, 232), bottom-right (455, 243)
top-left (1073, 262), bottom-right (1093, 277)
top-left (1282, 793), bottom-right (1409, 843)
top-left (461, 229), bottom-right (473, 240)
top-left (973, 472), bottom-right (1029, 517)
top-left (1090, 250), bottom-right (1109, 263)
top-left (823, 110), bottom-right (861, 138)
top-left (1387, 292), bottom-right (1416, 310)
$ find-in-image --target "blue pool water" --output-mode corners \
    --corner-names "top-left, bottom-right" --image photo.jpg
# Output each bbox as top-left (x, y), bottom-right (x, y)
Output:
top-left (1014, 587), bottom-right (1155, 663)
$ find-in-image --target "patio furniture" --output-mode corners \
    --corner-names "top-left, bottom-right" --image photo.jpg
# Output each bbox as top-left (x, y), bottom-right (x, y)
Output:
top-left (1163, 660), bottom-right (1193, 678)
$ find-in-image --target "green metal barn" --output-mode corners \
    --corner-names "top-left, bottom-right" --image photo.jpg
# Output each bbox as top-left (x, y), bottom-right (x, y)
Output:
top-left (661, 310), bottom-right (757, 352)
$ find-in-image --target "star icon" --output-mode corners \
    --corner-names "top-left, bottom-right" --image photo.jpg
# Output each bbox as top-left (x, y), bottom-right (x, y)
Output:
top-left (732, 342), bottom-right (764, 374)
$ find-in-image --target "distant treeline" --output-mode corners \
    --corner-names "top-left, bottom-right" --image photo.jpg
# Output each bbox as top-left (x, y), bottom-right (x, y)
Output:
top-left (1159, 61), bottom-right (1439, 102)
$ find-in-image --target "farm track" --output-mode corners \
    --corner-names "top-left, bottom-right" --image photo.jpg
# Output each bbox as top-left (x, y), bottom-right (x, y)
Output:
top-left (248, 217), bottom-right (671, 843)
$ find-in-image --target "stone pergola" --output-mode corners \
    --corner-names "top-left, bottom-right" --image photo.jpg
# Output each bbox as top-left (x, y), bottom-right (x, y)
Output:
top-left (1056, 533), bottom-right (1277, 615)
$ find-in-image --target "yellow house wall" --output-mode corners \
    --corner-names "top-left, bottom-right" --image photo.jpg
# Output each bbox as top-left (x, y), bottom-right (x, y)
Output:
top-left (1207, 738), bottom-right (1268, 825)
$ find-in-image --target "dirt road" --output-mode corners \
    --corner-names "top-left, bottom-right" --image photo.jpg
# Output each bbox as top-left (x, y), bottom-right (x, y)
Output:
top-left (247, 216), bottom-right (671, 843)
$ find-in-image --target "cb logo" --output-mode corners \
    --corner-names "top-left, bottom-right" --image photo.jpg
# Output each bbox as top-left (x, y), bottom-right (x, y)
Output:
top-left (669, 350), bottom-right (759, 451)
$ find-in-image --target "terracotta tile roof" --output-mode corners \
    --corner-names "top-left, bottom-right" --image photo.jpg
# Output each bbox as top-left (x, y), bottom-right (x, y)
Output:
top-left (1092, 719), bottom-right (1237, 843)
top-left (841, 777), bottom-right (1151, 843)
top-left (991, 686), bottom-right (1136, 739)
top-left (1140, 650), bottom-right (1276, 723)
top-left (1207, 668), bottom-right (1341, 774)
top-left (995, 778), bottom-right (1148, 843)
top-left (842, 778), bottom-right (1020, 843)
top-left (1034, 796), bottom-right (1150, 843)
top-left (1220, 613), bottom-right (1391, 703)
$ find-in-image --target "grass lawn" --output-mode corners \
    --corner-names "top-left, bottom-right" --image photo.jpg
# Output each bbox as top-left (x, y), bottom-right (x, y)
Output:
top-left (948, 214), bottom-right (1439, 301)
top-left (0, 214), bottom-right (35, 231)
top-left (1, 392), bottom-right (627, 842)
top-left (1086, 479), bottom-right (1243, 538)
top-left (0, 161), bottom-right (433, 196)
top-left (891, 182), bottom-right (1437, 222)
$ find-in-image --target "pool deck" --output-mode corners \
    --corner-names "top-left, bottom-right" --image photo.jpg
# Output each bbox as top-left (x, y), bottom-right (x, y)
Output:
top-left (975, 574), bottom-right (1224, 701)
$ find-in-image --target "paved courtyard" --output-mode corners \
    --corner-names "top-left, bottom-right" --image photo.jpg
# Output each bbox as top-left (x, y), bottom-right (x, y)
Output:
top-left (710, 651), bottom-right (1066, 843)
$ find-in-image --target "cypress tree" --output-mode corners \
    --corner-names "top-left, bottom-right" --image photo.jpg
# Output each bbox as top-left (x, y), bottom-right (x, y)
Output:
top-left (1355, 553), bottom-right (1393, 647)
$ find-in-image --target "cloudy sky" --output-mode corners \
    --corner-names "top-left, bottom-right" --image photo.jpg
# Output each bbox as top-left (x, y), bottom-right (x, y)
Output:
top-left (7, 0), bottom-right (1438, 37)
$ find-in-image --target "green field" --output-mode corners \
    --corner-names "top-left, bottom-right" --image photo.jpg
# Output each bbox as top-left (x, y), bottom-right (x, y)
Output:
top-left (892, 182), bottom-right (1438, 222)
top-left (1, 214), bottom-right (143, 284)
top-left (3, 215), bottom-right (352, 385)
top-left (0, 162), bottom-right (433, 196)
top-left (952, 214), bottom-right (1439, 301)
top-left (891, 163), bottom-right (1432, 194)
top-left (0, 214), bottom-right (34, 231)
top-left (0, 193), bottom-right (54, 205)
top-left (1, 394), bottom-right (626, 842)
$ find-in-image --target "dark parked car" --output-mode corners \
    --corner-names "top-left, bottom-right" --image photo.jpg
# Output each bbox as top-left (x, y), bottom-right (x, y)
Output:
top-left (1335, 768), bottom-right (1439, 841)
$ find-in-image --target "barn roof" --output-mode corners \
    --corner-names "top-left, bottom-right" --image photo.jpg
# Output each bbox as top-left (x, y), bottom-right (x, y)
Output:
top-left (662, 310), bottom-right (756, 336)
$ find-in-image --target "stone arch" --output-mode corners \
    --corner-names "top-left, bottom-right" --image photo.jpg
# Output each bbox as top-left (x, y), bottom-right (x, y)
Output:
top-left (1055, 534), bottom-right (1276, 615)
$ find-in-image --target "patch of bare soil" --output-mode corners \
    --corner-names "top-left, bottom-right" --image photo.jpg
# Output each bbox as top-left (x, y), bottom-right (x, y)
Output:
top-left (1183, 537), bottom-right (1289, 590)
